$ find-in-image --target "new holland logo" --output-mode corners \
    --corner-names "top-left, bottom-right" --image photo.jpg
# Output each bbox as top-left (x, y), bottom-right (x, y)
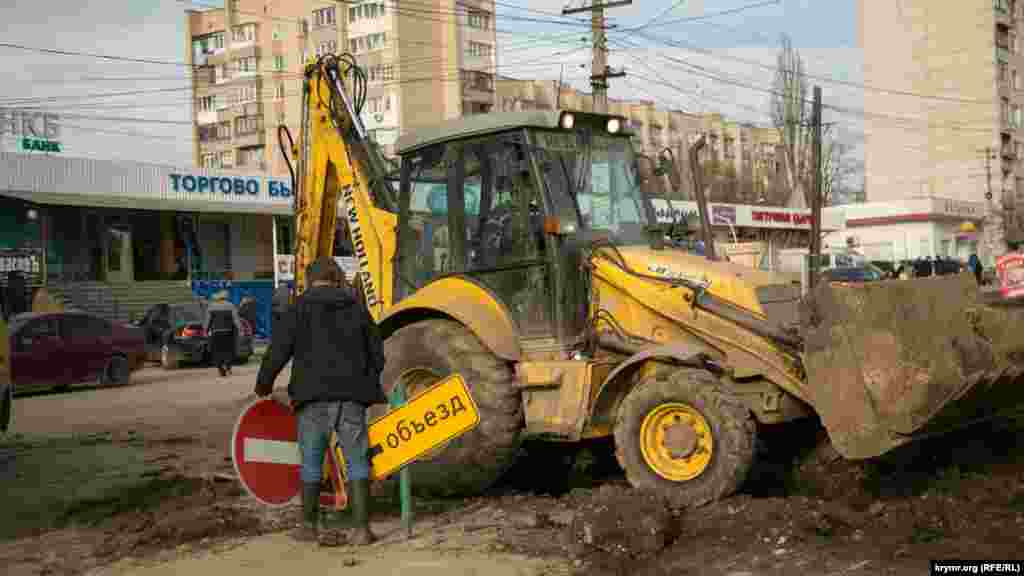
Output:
top-left (647, 264), bottom-right (711, 289)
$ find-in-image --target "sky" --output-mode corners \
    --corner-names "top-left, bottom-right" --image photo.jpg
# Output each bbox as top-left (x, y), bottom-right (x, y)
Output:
top-left (0, 0), bottom-right (864, 170)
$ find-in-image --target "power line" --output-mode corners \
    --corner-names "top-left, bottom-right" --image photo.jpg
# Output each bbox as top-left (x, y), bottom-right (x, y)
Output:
top-left (620, 0), bottom-right (781, 32)
top-left (620, 27), bottom-right (998, 105)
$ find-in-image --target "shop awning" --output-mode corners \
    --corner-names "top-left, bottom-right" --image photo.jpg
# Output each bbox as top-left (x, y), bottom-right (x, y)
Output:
top-left (1, 188), bottom-right (295, 216)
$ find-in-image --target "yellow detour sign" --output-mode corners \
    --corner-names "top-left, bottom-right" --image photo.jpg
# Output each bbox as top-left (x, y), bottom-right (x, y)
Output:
top-left (356, 373), bottom-right (480, 480)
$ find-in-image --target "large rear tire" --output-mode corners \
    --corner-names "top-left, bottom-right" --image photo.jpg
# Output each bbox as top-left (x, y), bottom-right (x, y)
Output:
top-left (614, 368), bottom-right (756, 508)
top-left (377, 319), bottom-right (523, 498)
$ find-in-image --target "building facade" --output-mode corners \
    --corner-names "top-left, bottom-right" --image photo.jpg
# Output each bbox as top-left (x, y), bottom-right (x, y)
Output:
top-left (186, 0), bottom-right (497, 166)
top-left (496, 76), bottom-right (784, 204)
top-left (859, 0), bottom-right (1024, 261)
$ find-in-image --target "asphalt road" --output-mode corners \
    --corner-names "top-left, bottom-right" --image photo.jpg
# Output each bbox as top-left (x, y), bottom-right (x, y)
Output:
top-left (10, 360), bottom-right (273, 438)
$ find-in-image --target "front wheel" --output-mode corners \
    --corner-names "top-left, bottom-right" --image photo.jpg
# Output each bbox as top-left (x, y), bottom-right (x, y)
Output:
top-left (614, 368), bottom-right (756, 508)
top-left (160, 345), bottom-right (179, 370)
top-left (101, 354), bottom-right (131, 386)
top-left (376, 319), bottom-right (523, 498)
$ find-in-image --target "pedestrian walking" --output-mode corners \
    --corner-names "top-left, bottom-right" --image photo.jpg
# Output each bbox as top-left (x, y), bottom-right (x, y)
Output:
top-left (254, 256), bottom-right (387, 546)
top-left (968, 253), bottom-right (983, 285)
top-left (206, 290), bottom-right (239, 377)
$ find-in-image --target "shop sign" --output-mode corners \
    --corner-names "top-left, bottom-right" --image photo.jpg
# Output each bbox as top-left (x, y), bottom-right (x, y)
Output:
top-left (274, 255), bottom-right (358, 283)
top-left (751, 209), bottom-right (813, 226)
top-left (168, 174), bottom-right (293, 199)
top-left (0, 250), bottom-right (41, 275)
top-left (712, 204), bottom-right (736, 225)
top-left (1, 108), bottom-right (62, 154)
top-left (996, 253), bottom-right (1024, 299)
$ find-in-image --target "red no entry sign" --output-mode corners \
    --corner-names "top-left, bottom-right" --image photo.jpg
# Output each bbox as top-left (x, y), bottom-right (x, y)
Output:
top-left (231, 397), bottom-right (302, 507)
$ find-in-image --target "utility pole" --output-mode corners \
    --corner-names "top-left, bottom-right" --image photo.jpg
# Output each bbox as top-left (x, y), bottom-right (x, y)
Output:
top-left (977, 146), bottom-right (1008, 266)
top-left (556, 64), bottom-right (564, 109)
top-left (809, 85), bottom-right (823, 290)
top-left (562, 1), bottom-right (631, 113)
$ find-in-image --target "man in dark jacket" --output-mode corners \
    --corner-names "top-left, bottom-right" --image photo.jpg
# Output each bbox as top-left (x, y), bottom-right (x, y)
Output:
top-left (255, 256), bottom-right (386, 545)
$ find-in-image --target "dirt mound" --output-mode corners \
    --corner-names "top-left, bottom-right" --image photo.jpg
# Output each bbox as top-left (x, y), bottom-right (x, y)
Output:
top-left (92, 475), bottom-right (259, 559)
top-left (565, 485), bottom-right (681, 576)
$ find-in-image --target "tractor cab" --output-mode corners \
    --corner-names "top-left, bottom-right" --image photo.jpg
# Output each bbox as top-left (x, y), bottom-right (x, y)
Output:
top-left (393, 110), bottom-right (657, 346)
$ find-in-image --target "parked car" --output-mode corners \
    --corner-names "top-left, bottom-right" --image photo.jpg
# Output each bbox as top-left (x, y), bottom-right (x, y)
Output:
top-left (135, 301), bottom-right (254, 370)
top-left (8, 310), bottom-right (145, 392)
top-left (1, 323), bottom-right (10, 433)
top-left (821, 265), bottom-right (886, 284)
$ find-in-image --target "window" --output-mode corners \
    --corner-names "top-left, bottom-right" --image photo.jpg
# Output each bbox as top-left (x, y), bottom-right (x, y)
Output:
top-left (217, 121), bottom-right (232, 139)
top-left (463, 70), bottom-right (494, 92)
top-left (275, 82), bottom-right (286, 99)
top-left (468, 9), bottom-right (491, 29)
top-left (348, 2), bottom-right (385, 22)
top-left (1015, 70), bottom-right (1020, 90)
top-left (238, 146), bottom-right (265, 167)
top-left (214, 95), bottom-right (228, 110)
top-left (236, 115), bottom-right (263, 135)
top-left (1014, 104), bottom-right (1022, 128)
top-left (236, 56), bottom-right (257, 74)
top-left (316, 40), bottom-right (337, 56)
top-left (996, 0), bottom-right (1009, 14)
top-left (216, 63), bottom-right (231, 82)
top-left (202, 153), bottom-right (217, 169)
top-left (1016, 141), bottom-right (1023, 160)
top-left (238, 84), bottom-right (258, 104)
top-left (468, 41), bottom-right (493, 58)
top-left (272, 25), bottom-right (282, 41)
top-left (16, 318), bottom-right (59, 351)
top-left (196, 95), bottom-right (215, 112)
top-left (313, 6), bottom-right (336, 26)
top-left (368, 64), bottom-right (395, 83)
top-left (192, 32), bottom-right (225, 60)
top-left (199, 125), bottom-right (216, 142)
top-left (219, 150), bottom-right (234, 168)
top-left (232, 23), bottom-right (256, 43)
top-left (366, 32), bottom-right (387, 50)
top-left (273, 55), bottom-right (286, 71)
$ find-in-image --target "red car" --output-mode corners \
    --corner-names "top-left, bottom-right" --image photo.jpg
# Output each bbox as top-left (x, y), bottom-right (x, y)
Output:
top-left (9, 310), bottom-right (146, 392)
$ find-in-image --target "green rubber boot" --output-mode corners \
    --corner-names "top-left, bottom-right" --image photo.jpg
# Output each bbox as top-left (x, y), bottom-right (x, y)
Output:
top-left (349, 479), bottom-right (377, 546)
top-left (291, 482), bottom-right (320, 543)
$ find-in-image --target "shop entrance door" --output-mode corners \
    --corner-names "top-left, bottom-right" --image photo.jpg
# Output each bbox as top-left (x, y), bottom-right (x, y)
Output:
top-left (106, 226), bottom-right (134, 283)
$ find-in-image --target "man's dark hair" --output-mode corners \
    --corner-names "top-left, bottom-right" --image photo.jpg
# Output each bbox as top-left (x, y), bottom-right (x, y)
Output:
top-left (306, 256), bottom-right (346, 289)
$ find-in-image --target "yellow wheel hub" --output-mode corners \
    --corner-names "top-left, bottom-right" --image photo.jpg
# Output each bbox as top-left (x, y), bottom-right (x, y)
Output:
top-left (639, 403), bottom-right (714, 482)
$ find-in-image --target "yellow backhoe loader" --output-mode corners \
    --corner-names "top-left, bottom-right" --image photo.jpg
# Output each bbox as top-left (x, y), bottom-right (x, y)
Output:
top-left (35, 53), bottom-right (1017, 507)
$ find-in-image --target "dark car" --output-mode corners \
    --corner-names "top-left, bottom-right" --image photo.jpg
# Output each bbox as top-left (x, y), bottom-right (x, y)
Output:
top-left (821, 265), bottom-right (885, 284)
top-left (136, 302), bottom-right (253, 370)
top-left (9, 310), bottom-right (145, 392)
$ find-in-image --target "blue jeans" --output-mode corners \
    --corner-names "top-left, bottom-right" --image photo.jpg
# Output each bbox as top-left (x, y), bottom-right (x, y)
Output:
top-left (296, 400), bottom-right (371, 483)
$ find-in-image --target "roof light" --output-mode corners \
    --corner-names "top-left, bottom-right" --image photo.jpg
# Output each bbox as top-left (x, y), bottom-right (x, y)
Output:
top-left (559, 112), bottom-right (575, 130)
top-left (607, 118), bottom-right (621, 134)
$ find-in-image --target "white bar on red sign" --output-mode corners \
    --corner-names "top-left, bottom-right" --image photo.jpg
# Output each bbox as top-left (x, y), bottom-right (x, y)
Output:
top-left (244, 438), bottom-right (301, 466)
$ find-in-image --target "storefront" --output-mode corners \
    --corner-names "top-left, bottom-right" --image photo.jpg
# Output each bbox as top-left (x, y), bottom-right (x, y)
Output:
top-left (824, 197), bottom-right (987, 265)
top-left (648, 199), bottom-right (846, 267)
top-left (0, 151), bottom-right (300, 337)
top-left (1, 151), bottom-right (297, 283)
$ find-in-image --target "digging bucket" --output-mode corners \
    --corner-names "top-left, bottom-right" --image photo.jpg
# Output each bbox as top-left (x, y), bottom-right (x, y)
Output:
top-left (799, 273), bottom-right (1024, 460)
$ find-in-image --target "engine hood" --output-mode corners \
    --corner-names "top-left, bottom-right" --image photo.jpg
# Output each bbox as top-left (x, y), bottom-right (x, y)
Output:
top-left (598, 245), bottom-right (801, 319)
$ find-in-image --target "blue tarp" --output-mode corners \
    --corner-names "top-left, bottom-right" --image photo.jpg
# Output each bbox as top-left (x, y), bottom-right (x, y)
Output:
top-left (191, 279), bottom-right (283, 341)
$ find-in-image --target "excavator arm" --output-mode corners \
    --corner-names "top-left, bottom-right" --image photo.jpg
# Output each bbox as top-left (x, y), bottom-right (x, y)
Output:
top-left (285, 54), bottom-right (397, 321)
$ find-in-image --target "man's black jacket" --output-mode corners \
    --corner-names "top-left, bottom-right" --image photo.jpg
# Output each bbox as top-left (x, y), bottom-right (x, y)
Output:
top-left (255, 285), bottom-right (387, 409)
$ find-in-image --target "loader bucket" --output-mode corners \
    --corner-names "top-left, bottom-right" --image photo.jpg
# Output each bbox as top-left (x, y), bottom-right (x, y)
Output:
top-left (800, 273), bottom-right (1024, 460)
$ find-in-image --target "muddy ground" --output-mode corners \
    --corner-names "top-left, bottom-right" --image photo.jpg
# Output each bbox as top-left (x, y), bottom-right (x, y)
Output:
top-left (1, 364), bottom-right (1023, 575)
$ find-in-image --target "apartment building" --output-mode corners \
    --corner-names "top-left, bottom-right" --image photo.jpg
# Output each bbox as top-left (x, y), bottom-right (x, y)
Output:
top-left (496, 76), bottom-right (783, 203)
top-left (186, 0), bottom-right (498, 171)
top-left (859, 0), bottom-right (1024, 253)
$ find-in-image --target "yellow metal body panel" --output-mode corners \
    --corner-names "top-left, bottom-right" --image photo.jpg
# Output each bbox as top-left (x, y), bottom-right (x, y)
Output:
top-left (292, 64), bottom-right (396, 321)
top-left (380, 277), bottom-right (522, 361)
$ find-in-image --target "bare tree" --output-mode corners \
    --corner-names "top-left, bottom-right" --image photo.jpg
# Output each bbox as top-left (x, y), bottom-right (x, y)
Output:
top-left (770, 34), bottom-right (814, 209)
top-left (821, 126), bottom-right (863, 206)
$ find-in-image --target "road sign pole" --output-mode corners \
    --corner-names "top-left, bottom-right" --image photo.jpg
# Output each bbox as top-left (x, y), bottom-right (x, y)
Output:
top-left (390, 385), bottom-right (413, 539)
